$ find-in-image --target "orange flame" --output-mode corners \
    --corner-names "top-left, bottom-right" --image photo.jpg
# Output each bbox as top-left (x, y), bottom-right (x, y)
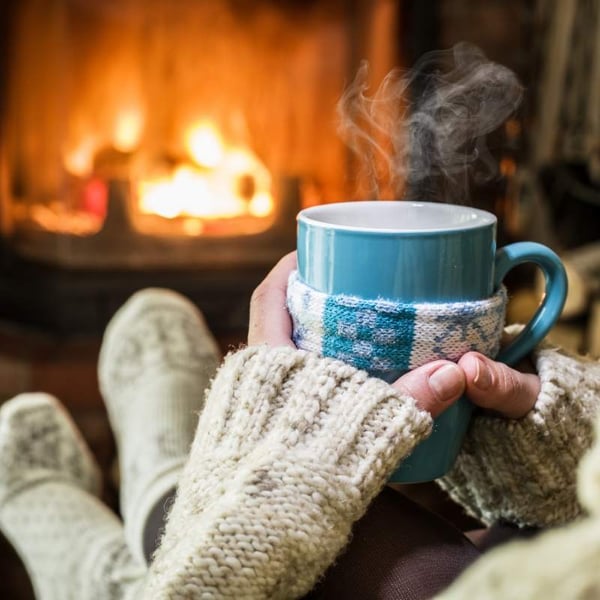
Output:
top-left (114, 107), bottom-right (144, 153)
top-left (136, 121), bottom-right (274, 227)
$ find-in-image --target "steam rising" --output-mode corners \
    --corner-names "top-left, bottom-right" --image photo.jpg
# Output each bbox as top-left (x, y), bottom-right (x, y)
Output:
top-left (337, 43), bottom-right (524, 202)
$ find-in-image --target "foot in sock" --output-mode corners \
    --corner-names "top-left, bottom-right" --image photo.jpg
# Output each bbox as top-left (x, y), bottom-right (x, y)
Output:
top-left (0, 393), bottom-right (145, 600)
top-left (98, 288), bottom-right (221, 563)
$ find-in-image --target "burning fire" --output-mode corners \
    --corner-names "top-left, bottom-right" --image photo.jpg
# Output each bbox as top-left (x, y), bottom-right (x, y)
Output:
top-left (113, 107), bottom-right (144, 153)
top-left (187, 122), bottom-right (224, 168)
top-left (137, 122), bottom-right (274, 225)
top-left (56, 116), bottom-right (275, 237)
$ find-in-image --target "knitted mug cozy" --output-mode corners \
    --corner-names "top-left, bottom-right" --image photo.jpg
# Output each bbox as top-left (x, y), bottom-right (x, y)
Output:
top-left (287, 271), bottom-right (508, 374)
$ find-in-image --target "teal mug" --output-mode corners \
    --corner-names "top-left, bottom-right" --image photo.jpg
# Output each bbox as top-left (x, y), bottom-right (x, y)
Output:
top-left (293, 201), bottom-right (567, 483)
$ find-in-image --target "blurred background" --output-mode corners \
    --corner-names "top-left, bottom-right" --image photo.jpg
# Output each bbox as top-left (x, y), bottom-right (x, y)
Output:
top-left (0, 1), bottom-right (598, 596)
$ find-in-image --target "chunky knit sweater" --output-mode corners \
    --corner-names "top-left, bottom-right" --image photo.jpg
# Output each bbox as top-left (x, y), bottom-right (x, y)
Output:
top-left (145, 343), bottom-right (600, 599)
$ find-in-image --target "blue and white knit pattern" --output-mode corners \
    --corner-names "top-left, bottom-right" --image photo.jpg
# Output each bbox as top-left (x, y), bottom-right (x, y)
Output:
top-left (287, 271), bottom-right (508, 373)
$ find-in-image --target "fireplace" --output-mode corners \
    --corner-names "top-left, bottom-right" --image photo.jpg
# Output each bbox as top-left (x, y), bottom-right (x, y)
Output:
top-left (0, 0), bottom-right (402, 333)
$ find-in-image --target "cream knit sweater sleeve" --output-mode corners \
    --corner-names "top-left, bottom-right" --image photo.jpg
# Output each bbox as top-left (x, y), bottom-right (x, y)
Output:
top-left (144, 345), bottom-right (432, 599)
top-left (438, 345), bottom-right (600, 527)
top-left (437, 401), bottom-right (600, 600)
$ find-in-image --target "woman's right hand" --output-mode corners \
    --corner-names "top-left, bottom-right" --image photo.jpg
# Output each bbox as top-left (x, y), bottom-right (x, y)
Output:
top-left (457, 352), bottom-right (540, 419)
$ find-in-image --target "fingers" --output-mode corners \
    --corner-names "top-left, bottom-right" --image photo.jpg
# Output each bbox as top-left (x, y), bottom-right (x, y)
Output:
top-left (458, 352), bottom-right (540, 419)
top-left (248, 252), bottom-right (297, 348)
top-left (392, 360), bottom-right (466, 418)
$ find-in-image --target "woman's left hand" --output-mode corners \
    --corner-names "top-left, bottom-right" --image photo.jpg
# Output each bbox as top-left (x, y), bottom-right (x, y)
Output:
top-left (248, 251), bottom-right (297, 349)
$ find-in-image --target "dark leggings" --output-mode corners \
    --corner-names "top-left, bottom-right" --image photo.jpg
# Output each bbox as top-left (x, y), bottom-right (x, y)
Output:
top-left (143, 486), bottom-right (537, 599)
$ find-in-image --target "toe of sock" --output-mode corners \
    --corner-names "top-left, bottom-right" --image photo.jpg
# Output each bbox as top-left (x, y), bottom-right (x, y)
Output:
top-left (100, 288), bottom-right (211, 350)
top-left (0, 393), bottom-right (101, 502)
top-left (98, 287), bottom-right (221, 406)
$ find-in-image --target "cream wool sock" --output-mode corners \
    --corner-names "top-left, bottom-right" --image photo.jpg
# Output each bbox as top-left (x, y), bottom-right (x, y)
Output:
top-left (0, 393), bottom-right (145, 600)
top-left (98, 288), bottom-right (220, 564)
top-left (146, 345), bottom-right (433, 599)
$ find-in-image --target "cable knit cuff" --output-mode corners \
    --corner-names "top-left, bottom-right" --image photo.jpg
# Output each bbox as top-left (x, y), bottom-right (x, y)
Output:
top-left (146, 345), bottom-right (434, 599)
top-left (438, 345), bottom-right (600, 527)
top-left (197, 345), bottom-right (434, 492)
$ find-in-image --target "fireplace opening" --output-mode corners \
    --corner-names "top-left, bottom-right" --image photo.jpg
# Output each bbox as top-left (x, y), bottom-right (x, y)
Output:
top-left (0, 0), bottom-right (401, 333)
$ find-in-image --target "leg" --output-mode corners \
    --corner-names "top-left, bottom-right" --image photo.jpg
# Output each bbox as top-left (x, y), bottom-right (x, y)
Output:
top-left (467, 521), bottom-right (542, 552)
top-left (98, 288), bottom-right (221, 564)
top-left (0, 393), bottom-right (144, 600)
top-left (305, 487), bottom-right (481, 600)
top-left (142, 487), bottom-right (176, 564)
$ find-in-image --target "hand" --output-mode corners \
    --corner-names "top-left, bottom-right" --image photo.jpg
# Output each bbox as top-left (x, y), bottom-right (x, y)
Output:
top-left (392, 353), bottom-right (541, 420)
top-left (248, 251), bottom-right (297, 349)
top-left (248, 253), bottom-right (540, 420)
top-left (458, 352), bottom-right (540, 419)
top-left (248, 252), bottom-right (465, 418)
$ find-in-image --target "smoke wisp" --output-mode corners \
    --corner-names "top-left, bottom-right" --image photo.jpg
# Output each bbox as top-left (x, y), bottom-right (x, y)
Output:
top-left (337, 42), bottom-right (524, 202)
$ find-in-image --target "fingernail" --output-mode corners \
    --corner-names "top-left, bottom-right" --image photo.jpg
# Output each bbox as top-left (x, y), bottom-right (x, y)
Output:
top-left (473, 357), bottom-right (492, 390)
top-left (429, 364), bottom-right (463, 401)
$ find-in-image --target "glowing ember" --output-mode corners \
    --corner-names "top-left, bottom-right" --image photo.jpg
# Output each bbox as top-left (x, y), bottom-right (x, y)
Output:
top-left (114, 107), bottom-right (144, 153)
top-left (187, 122), bottom-right (225, 168)
top-left (249, 192), bottom-right (273, 217)
top-left (136, 122), bottom-right (274, 228)
top-left (64, 138), bottom-right (96, 177)
top-left (24, 203), bottom-right (102, 236)
top-left (60, 115), bottom-right (275, 237)
top-left (138, 165), bottom-right (242, 219)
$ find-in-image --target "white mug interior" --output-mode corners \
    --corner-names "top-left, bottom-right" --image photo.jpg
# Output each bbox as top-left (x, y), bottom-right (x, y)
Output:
top-left (299, 200), bottom-right (496, 232)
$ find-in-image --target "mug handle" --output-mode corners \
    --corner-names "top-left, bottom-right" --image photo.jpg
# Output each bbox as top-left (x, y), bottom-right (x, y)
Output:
top-left (494, 241), bottom-right (568, 366)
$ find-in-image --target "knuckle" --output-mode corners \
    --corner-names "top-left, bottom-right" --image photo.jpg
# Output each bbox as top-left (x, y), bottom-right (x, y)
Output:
top-left (250, 283), bottom-right (270, 308)
top-left (499, 364), bottom-right (522, 404)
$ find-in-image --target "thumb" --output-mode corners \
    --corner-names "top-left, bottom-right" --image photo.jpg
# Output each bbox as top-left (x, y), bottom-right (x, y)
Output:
top-left (458, 352), bottom-right (540, 419)
top-left (392, 360), bottom-right (465, 418)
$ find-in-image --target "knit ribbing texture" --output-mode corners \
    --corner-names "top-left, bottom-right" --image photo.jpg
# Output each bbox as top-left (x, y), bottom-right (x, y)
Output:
top-left (437, 515), bottom-right (600, 599)
top-left (438, 358), bottom-right (600, 600)
top-left (439, 345), bottom-right (600, 527)
top-left (98, 287), bottom-right (220, 564)
top-left (287, 271), bottom-right (508, 374)
top-left (145, 345), bottom-right (433, 599)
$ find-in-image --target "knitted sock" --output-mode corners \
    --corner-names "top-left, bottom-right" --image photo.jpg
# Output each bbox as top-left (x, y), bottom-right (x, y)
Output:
top-left (98, 288), bottom-right (220, 564)
top-left (0, 393), bottom-right (145, 600)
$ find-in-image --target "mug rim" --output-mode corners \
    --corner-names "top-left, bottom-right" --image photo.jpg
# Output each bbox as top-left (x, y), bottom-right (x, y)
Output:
top-left (298, 200), bottom-right (497, 234)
